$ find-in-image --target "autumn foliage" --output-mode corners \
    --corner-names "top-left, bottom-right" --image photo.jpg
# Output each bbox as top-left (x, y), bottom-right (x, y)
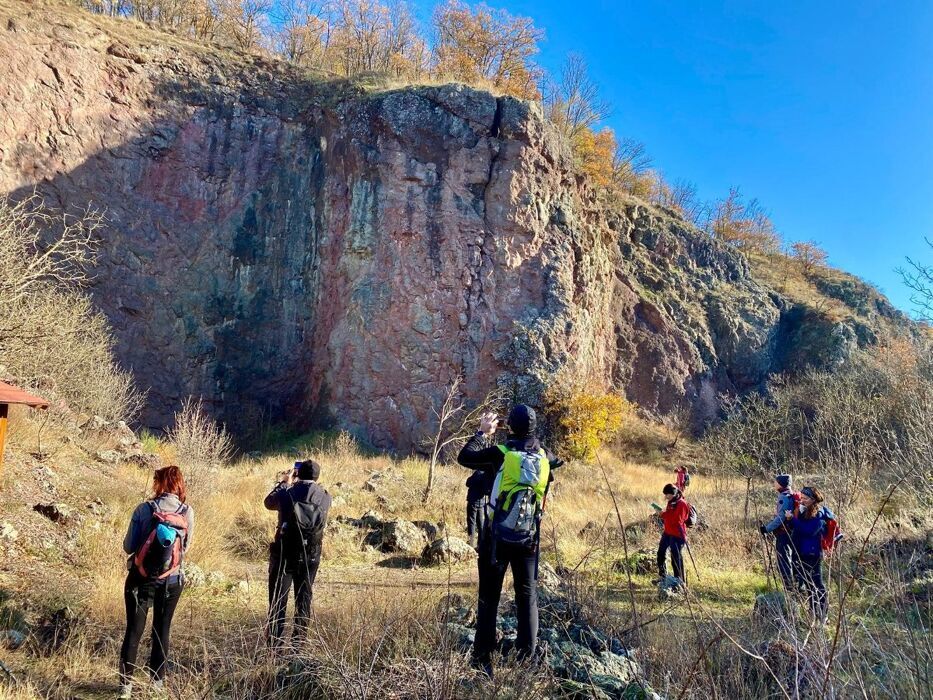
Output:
top-left (545, 383), bottom-right (632, 461)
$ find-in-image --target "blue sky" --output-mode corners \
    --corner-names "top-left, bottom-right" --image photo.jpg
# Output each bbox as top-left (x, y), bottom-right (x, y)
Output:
top-left (402, 0), bottom-right (933, 315)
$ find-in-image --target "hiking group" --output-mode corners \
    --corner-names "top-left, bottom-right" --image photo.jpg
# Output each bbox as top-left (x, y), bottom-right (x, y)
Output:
top-left (115, 408), bottom-right (840, 695)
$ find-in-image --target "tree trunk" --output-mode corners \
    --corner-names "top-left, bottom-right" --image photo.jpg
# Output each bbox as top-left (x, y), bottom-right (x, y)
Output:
top-left (423, 451), bottom-right (438, 503)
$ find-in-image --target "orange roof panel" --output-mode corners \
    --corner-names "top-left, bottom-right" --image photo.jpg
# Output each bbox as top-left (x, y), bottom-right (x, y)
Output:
top-left (0, 381), bottom-right (49, 409)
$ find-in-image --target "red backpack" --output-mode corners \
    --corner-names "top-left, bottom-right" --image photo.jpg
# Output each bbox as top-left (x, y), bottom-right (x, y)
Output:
top-left (134, 503), bottom-right (189, 580)
top-left (821, 513), bottom-right (843, 553)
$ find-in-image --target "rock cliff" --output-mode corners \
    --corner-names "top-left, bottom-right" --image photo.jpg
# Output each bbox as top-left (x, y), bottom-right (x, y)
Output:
top-left (0, 0), bottom-right (911, 448)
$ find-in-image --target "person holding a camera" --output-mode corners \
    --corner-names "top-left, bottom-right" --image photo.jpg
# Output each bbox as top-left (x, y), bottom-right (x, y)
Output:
top-left (457, 404), bottom-right (562, 678)
top-left (264, 459), bottom-right (332, 649)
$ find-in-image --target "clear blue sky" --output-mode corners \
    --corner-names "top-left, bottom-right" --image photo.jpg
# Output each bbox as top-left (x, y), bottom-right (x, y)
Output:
top-left (403, 0), bottom-right (933, 315)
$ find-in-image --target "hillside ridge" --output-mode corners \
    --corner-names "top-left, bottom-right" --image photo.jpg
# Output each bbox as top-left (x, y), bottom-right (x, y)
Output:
top-left (0, 0), bottom-right (912, 448)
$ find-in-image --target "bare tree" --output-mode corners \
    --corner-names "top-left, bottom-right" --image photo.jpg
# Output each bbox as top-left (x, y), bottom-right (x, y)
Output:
top-left (544, 53), bottom-right (611, 140)
top-left (899, 238), bottom-right (933, 321)
top-left (611, 138), bottom-right (652, 195)
top-left (273, 0), bottom-right (331, 67)
top-left (422, 376), bottom-right (504, 503)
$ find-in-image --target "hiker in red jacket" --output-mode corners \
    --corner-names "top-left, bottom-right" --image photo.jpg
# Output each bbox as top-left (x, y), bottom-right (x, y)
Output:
top-left (656, 483), bottom-right (690, 585)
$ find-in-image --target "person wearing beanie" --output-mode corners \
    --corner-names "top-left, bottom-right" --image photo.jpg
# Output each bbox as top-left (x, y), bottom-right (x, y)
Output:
top-left (655, 484), bottom-right (690, 585)
top-left (457, 404), bottom-right (563, 678)
top-left (784, 486), bottom-right (829, 620)
top-left (760, 473), bottom-right (797, 590)
top-left (263, 459), bottom-right (332, 649)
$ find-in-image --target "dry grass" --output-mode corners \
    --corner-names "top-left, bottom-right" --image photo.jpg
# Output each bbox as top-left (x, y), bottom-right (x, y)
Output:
top-left (1, 415), bottom-right (930, 699)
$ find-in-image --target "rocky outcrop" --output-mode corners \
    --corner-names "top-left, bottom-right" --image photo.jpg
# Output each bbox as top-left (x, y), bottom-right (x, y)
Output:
top-left (0, 1), bottom-right (912, 447)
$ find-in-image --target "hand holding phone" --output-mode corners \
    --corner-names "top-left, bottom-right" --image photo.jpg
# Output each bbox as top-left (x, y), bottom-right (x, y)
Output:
top-left (479, 412), bottom-right (499, 436)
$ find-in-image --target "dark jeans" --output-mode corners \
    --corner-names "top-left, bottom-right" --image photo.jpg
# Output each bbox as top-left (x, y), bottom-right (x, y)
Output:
top-left (119, 572), bottom-right (183, 684)
top-left (466, 497), bottom-right (485, 545)
top-left (657, 533), bottom-right (685, 581)
top-left (473, 537), bottom-right (538, 664)
top-left (795, 553), bottom-right (827, 619)
top-left (268, 539), bottom-right (321, 648)
top-left (775, 533), bottom-right (795, 590)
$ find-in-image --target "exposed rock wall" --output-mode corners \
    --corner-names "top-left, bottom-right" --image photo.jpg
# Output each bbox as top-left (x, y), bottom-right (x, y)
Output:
top-left (0, 1), bottom-right (907, 448)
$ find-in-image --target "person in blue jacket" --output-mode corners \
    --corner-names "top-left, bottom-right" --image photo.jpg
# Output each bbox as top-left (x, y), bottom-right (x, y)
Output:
top-left (784, 486), bottom-right (828, 621)
top-left (760, 474), bottom-right (797, 590)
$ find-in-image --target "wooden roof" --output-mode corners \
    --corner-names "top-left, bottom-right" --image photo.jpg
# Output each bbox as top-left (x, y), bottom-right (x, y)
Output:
top-left (0, 381), bottom-right (49, 409)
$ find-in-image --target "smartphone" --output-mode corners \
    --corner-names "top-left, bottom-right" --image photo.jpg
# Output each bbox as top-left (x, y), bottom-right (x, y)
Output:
top-left (293, 461), bottom-right (301, 474)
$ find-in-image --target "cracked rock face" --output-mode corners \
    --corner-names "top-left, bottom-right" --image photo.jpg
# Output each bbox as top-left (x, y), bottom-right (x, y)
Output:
top-left (0, 2), bottom-right (906, 448)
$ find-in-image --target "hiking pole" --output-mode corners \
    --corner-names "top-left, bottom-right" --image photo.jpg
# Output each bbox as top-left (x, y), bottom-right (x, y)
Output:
top-left (680, 526), bottom-right (701, 583)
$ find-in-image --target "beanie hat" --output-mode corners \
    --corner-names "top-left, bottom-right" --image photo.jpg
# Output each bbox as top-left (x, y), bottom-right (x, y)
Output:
top-left (507, 404), bottom-right (537, 437)
top-left (774, 474), bottom-right (792, 490)
top-left (297, 459), bottom-right (321, 481)
top-left (662, 483), bottom-right (678, 496)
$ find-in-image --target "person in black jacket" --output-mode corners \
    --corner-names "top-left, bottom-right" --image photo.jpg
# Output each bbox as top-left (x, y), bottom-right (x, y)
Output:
top-left (457, 404), bottom-right (561, 678)
top-left (464, 470), bottom-right (492, 548)
top-left (264, 459), bottom-right (332, 649)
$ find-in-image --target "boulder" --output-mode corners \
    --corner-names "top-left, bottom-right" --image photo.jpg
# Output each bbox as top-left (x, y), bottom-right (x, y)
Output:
top-left (124, 452), bottom-right (163, 470)
top-left (421, 536), bottom-right (477, 565)
top-left (375, 520), bottom-right (428, 554)
top-left (33, 502), bottom-right (75, 524)
top-left (0, 523), bottom-right (18, 541)
top-left (657, 575), bottom-right (684, 600)
top-left (413, 520), bottom-right (444, 542)
top-left (95, 449), bottom-right (123, 464)
top-left (182, 562), bottom-right (206, 588)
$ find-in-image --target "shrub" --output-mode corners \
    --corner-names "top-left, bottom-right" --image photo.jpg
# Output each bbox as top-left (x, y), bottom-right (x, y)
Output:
top-left (168, 397), bottom-right (235, 491)
top-left (0, 196), bottom-right (143, 423)
top-left (545, 383), bottom-right (632, 460)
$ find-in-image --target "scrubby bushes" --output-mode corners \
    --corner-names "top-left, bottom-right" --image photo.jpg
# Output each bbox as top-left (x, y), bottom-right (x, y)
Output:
top-left (168, 397), bottom-right (235, 491)
top-left (703, 340), bottom-right (933, 513)
top-left (0, 196), bottom-right (142, 423)
top-left (544, 381), bottom-right (631, 460)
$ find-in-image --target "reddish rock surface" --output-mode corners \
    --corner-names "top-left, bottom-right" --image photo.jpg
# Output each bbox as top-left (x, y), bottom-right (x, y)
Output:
top-left (0, 1), bottom-right (907, 448)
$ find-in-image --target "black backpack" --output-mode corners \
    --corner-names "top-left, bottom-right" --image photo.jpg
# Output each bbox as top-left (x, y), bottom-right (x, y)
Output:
top-left (284, 487), bottom-right (330, 556)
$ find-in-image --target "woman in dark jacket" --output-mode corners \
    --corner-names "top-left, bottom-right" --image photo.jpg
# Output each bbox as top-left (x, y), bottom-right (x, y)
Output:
top-left (119, 465), bottom-right (194, 699)
top-left (784, 485), bottom-right (827, 621)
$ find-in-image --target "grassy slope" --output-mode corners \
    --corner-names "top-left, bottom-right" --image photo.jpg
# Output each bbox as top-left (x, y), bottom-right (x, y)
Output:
top-left (0, 409), bottom-right (778, 698)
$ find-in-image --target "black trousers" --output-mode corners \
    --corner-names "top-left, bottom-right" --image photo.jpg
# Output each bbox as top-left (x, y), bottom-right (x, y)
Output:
top-left (795, 552), bottom-right (827, 619)
top-left (119, 572), bottom-right (183, 684)
top-left (775, 533), bottom-right (795, 590)
top-left (466, 497), bottom-right (485, 544)
top-left (657, 533), bottom-right (685, 581)
top-left (268, 539), bottom-right (321, 648)
top-left (473, 536), bottom-right (538, 664)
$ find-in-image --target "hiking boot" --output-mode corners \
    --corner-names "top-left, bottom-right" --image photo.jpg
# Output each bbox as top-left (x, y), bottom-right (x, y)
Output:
top-left (150, 679), bottom-right (166, 698)
top-left (117, 684), bottom-right (132, 700)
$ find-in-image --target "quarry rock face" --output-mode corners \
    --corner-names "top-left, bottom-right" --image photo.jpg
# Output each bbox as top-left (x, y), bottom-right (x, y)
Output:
top-left (0, 2), bottom-right (906, 448)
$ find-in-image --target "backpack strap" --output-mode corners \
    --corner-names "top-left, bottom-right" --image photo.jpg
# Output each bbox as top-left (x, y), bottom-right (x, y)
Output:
top-left (497, 444), bottom-right (508, 455)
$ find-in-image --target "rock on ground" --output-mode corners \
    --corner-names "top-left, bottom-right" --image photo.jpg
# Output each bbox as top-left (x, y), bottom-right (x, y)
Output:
top-left (372, 520), bottom-right (428, 554)
top-left (657, 575), bottom-right (685, 600)
top-left (421, 536), bottom-right (477, 565)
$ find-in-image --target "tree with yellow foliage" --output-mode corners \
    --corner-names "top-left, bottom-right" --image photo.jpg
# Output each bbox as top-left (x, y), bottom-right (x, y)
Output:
top-left (432, 0), bottom-right (543, 99)
top-left (545, 382), bottom-right (632, 461)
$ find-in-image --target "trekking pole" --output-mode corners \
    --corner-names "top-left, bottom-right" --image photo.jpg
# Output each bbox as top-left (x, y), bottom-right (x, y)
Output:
top-left (759, 525), bottom-right (777, 591)
top-left (681, 526), bottom-right (701, 583)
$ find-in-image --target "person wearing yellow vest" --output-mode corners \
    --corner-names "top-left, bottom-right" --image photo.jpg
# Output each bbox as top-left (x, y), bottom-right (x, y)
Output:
top-left (457, 404), bottom-right (562, 678)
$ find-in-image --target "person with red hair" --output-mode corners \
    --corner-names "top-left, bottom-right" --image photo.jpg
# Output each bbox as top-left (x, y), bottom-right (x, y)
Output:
top-left (118, 465), bottom-right (195, 699)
